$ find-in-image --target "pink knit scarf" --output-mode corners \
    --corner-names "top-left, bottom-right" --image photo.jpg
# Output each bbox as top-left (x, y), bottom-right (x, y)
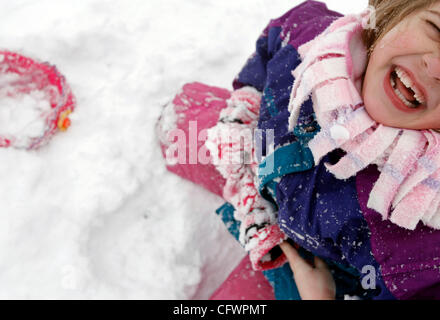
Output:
top-left (287, 11), bottom-right (440, 230)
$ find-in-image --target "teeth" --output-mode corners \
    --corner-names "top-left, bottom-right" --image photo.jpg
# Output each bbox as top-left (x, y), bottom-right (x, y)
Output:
top-left (391, 76), bottom-right (418, 108)
top-left (394, 66), bottom-right (426, 104)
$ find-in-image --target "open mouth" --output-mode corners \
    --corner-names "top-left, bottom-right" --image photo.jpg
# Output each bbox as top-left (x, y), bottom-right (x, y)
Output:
top-left (388, 66), bottom-right (426, 110)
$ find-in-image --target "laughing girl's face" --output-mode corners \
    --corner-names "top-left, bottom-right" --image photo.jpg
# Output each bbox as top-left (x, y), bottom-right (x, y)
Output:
top-left (362, 2), bottom-right (440, 130)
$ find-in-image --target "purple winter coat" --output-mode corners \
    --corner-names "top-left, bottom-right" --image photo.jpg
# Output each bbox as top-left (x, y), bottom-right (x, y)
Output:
top-left (233, 0), bottom-right (440, 299)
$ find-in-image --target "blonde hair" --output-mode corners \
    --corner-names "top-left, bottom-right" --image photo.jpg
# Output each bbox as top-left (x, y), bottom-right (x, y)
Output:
top-left (362, 0), bottom-right (439, 56)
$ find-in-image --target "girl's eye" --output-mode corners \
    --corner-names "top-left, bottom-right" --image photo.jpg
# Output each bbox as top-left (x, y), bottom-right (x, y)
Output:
top-left (426, 20), bottom-right (440, 34)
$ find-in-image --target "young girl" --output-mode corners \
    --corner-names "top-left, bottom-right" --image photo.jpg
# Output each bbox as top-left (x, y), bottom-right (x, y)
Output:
top-left (156, 0), bottom-right (440, 300)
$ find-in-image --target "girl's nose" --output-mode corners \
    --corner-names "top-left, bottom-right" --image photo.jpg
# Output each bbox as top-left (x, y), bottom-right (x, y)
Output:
top-left (423, 54), bottom-right (440, 81)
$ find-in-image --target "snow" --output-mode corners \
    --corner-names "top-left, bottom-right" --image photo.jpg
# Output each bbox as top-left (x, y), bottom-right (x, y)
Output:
top-left (330, 124), bottom-right (351, 142)
top-left (0, 87), bottom-right (51, 147)
top-left (0, 0), bottom-right (367, 299)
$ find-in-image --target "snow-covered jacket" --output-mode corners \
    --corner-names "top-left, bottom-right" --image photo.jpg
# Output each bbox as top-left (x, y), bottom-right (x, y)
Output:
top-left (211, 0), bottom-right (440, 300)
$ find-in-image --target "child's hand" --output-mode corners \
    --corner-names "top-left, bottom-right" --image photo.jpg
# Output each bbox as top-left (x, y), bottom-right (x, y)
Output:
top-left (280, 241), bottom-right (336, 300)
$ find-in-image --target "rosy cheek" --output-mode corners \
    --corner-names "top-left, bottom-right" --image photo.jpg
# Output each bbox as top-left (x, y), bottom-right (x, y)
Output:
top-left (393, 33), bottom-right (418, 50)
top-left (380, 21), bottom-right (421, 54)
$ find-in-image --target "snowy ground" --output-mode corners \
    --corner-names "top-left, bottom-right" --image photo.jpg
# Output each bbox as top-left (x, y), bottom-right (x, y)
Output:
top-left (0, 0), bottom-right (367, 299)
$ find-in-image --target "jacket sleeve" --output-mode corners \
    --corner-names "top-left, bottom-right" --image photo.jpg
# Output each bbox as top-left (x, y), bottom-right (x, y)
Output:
top-left (232, 5), bottom-right (298, 92)
top-left (206, 1), bottom-right (343, 271)
top-left (205, 86), bottom-right (287, 271)
top-left (232, 0), bottom-right (342, 93)
top-left (203, 5), bottom-right (309, 270)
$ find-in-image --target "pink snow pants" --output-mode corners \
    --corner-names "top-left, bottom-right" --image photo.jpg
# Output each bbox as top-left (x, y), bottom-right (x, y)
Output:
top-left (156, 82), bottom-right (275, 300)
